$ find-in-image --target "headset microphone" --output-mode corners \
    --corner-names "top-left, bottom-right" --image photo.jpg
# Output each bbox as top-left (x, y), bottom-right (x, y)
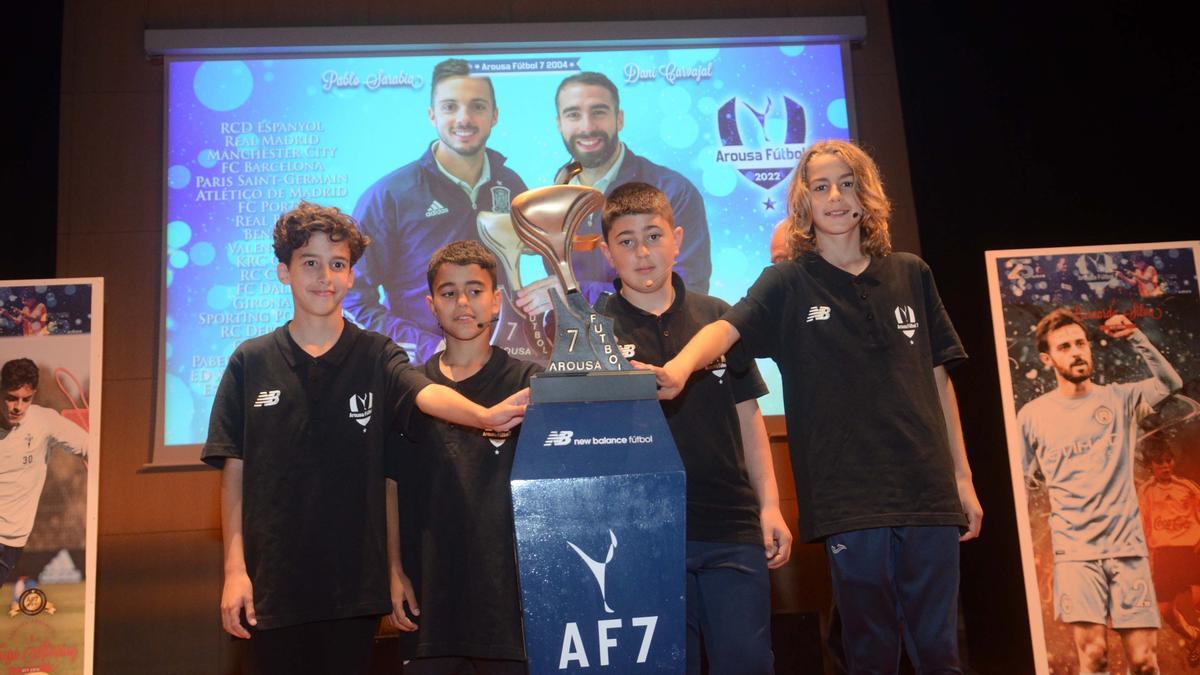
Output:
top-left (852, 211), bottom-right (861, 220)
top-left (476, 317), bottom-right (501, 329)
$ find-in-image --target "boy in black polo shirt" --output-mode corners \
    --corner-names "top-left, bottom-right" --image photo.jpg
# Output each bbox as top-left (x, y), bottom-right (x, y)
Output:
top-left (202, 202), bottom-right (528, 675)
top-left (597, 182), bottom-right (792, 675)
top-left (652, 140), bottom-right (983, 673)
top-left (384, 240), bottom-right (540, 675)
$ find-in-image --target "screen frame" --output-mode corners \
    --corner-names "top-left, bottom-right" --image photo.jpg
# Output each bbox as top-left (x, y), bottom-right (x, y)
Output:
top-left (145, 17), bottom-right (866, 57)
top-left (146, 16), bottom-right (866, 469)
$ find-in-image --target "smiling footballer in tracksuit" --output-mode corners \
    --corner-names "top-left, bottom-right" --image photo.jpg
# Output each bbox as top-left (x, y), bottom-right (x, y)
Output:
top-left (511, 71), bottom-right (712, 322)
top-left (346, 58), bottom-right (528, 364)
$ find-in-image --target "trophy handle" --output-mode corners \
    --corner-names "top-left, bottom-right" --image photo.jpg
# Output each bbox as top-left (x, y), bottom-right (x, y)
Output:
top-left (476, 211), bottom-right (525, 291)
top-left (510, 185), bottom-right (606, 295)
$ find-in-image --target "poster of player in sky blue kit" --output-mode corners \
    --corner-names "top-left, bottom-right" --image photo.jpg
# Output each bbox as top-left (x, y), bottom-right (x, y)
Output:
top-left (987, 242), bottom-right (1200, 673)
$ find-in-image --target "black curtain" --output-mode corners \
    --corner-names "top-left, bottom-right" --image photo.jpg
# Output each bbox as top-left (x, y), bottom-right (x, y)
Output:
top-left (1, 3), bottom-right (62, 278)
top-left (889, 3), bottom-right (1199, 672)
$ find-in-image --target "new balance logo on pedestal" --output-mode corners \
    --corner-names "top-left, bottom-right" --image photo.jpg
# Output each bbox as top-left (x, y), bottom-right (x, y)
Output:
top-left (425, 200), bottom-right (449, 218)
top-left (545, 430), bottom-right (574, 446)
top-left (806, 306), bottom-right (831, 322)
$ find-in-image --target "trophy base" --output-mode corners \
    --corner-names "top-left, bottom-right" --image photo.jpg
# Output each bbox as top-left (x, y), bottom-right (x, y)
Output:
top-left (530, 370), bottom-right (657, 404)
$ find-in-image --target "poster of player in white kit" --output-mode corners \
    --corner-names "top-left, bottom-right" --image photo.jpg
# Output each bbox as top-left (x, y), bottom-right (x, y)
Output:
top-left (986, 243), bottom-right (1200, 673)
top-left (0, 278), bottom-right (102, 674)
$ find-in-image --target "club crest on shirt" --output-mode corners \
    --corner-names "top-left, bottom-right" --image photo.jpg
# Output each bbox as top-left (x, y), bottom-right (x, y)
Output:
top-left (490, 184), bottom-right (512, 213)
top-left (704, 355), bottom-right (727, 380)
top-left (894, 305), bottom-right (919, 343)
top-left (24, 433), bottom-right (33, 448)
top-left (1092, 406), bottom-right (1114, 425)
top-left (482, 428), bottom-right (512, 450)
top-left (348, 392), bottom-right (374, 429)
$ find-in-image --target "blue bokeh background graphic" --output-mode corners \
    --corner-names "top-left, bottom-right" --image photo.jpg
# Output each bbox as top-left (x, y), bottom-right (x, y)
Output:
top-left (164, 43), bottom-right (851, 445)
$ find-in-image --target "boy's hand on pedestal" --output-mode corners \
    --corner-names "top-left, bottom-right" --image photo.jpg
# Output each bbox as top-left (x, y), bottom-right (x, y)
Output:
top-left (480, 388), bottom-right (529, 431)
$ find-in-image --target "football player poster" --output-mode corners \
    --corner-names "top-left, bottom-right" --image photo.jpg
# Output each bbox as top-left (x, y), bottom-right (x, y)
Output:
top-left (0, 278), bottom-right (102, 674)
top-left (986, 243), bottom-right (1200, 673)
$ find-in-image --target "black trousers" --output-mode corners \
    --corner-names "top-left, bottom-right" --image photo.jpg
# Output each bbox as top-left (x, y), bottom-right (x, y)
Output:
top-left (241, 615), bottom-right (379, 675)
top-left (404, 656), bottom-right (527, 675)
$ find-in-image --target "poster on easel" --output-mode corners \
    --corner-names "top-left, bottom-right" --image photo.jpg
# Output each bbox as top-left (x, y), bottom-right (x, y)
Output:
top-left (986, 243), bottom-right (1200, 673)
top-left (0, 278), bottom-right (102, 675)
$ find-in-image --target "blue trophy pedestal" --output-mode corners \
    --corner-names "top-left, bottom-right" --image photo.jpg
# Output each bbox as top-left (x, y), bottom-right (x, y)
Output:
top-left (512, 382), bottom-right (686, 673)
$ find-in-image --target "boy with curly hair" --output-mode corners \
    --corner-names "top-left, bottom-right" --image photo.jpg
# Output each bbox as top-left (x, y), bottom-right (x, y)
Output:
top-left (203, 201), bottom-right (527, 675)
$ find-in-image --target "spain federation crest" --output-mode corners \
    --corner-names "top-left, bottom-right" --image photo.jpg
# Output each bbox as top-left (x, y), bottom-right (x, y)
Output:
top-left (490, 184), bottom-right (512, 214)
top-left (715, 95), bottom-right (807, 189)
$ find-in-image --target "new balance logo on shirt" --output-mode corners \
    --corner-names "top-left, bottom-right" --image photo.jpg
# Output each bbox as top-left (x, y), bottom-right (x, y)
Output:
top-left (806, 306), bottom-right (831, 322)
top-left (425, 200), bottom-right (449, 218)
top-left (253, 390), bottom-right (281, 407)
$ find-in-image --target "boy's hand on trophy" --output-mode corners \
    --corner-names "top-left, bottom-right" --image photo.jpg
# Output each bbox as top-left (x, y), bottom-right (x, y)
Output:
top-left (514, 277), bottom-right (564, 317)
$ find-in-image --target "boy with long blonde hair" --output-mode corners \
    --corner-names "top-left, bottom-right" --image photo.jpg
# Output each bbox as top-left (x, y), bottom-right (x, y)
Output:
top-left (651, 139), bottom-right (982, 672)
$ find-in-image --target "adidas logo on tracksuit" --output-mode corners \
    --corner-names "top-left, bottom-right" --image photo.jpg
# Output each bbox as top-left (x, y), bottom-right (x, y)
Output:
top-left (425, 200), bottom-right (449, 218)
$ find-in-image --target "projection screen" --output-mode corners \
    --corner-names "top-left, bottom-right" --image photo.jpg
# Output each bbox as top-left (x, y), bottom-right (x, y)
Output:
top-left (147, 17), bottom-right (865, 466)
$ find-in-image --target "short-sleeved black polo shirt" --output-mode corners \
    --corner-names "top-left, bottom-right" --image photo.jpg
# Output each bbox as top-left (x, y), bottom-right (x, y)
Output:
top-left (388, 347), bottom-right (540, 661)
top-left (602, 273), bottom-right (767, 545)
top-left (724, 252), bottom-right (968, 542)
top-left (202, 321), bottom-right (430, 630)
